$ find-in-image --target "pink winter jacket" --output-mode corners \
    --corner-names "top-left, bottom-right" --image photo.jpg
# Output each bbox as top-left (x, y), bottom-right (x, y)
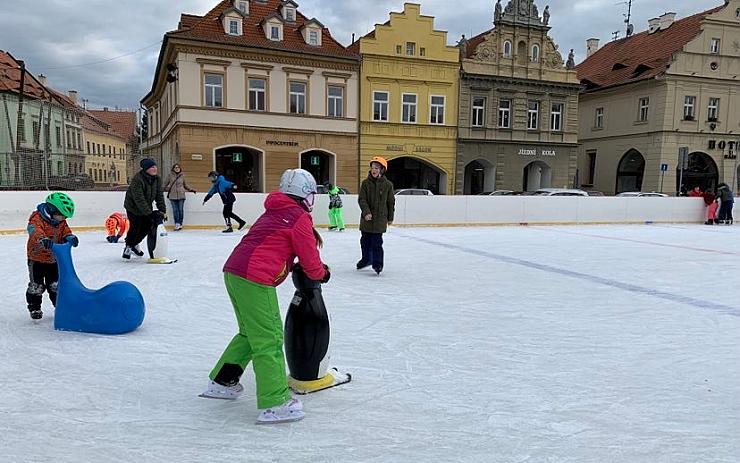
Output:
top-left (223, 192), bottom-right (326, 286)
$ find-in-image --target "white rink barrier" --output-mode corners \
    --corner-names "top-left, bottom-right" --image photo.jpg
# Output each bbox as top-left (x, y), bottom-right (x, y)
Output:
top-left (0, 192), bottom-right (706, 233)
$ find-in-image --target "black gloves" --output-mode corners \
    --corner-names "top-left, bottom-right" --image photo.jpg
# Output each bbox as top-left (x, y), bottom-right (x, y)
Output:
top-left (41, 238), bottom-right (54, 249)
top-left (320, 264), bottom-right (331, 284)
top-left (150, 210), bottom-right (165, 224)
top-left (65, 235), bottom-right (79, 247)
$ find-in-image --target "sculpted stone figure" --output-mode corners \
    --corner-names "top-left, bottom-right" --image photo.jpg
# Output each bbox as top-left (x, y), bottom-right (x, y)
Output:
top-left (542, 5), bottom-right (550, 25)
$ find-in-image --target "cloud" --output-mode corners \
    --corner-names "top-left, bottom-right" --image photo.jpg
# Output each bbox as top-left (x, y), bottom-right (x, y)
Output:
top-left (0, 0), bottom-right (723, 109)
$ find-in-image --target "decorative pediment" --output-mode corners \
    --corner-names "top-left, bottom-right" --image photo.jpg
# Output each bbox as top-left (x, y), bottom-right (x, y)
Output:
top-left (498, 0), bottom-right (549, 29)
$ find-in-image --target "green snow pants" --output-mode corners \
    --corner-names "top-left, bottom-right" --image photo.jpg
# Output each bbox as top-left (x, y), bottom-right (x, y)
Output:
top-left (328, 207), bottom-right (345, 230)
top-left (210, 272), bottom-right (291, 409)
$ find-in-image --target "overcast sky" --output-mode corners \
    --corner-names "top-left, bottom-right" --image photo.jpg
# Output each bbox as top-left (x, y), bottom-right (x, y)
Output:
top-left (0, 0), bottom-right (721, 110)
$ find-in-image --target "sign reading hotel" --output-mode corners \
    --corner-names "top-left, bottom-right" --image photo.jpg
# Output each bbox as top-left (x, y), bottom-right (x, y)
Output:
top-left (518, 148), bottom-right (556, 157)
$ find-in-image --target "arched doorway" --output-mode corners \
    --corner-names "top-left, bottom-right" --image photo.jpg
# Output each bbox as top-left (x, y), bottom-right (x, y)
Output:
top-left (616, 149), bottom-right (645, 193)
top-left (464, 159), bottom-right (496, 194)
top-left (214, 146), bottom-right (263, 192)
top-left (386, 157), bottom-right (448, 194)
top-left (676, 151), bottom-right (718, 194)
top-left (523, 161), bottom-right (552, 191)
top-left (300, 149), bottom-right (335, 187)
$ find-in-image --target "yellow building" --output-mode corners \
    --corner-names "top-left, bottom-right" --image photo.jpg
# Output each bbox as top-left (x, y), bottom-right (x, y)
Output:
top-left (83, 113), bottom-right (128, 187)
top-left (353, 3), bottom-right (459, 194)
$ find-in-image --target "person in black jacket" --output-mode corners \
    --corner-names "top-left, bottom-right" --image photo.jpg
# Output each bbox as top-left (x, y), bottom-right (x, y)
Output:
top-left (122, 158), bottom-right (167, 259)
top-left (357, 156), bottom-right (395, 275)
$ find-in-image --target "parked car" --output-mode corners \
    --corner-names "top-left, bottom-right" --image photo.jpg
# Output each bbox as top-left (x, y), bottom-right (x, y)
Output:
top-left (616, 192), bottom-right (669, 197)
top-left (316, 184), bottom-right (351, 194)
top-left (586, 191), bottom-right (606, 196)
top-left (531, 188), bottom-right (589, 196)
top-left (395, 188), bottom-right (434, 196)
top-left (477, 190), bottom-right (531, 196)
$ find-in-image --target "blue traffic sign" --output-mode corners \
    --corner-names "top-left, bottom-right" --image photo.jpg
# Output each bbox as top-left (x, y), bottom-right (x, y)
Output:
top-left (660, 163), bottom-right (669, 172)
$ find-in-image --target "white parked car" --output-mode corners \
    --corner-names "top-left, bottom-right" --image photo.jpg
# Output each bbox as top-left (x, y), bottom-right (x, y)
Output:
top-left (394, 189), bottom-right (434, 196)
top-left (616, 192), bottom-right (669, 197)
top-left (531, 188), bottom-right (589, 196)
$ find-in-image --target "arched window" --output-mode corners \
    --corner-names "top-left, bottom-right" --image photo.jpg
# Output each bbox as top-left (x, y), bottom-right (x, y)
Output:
top-left (503, 41), bottom-right (512, 58)
top-left (531, 44), bottom-right (540, 62)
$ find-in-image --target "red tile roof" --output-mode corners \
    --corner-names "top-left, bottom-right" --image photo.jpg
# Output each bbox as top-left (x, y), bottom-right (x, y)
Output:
top-left (88, 109), bottom-right (137, 140)
top-left (82, 112), bottom-right (126, 141)
top-left (463, 29), bottom-right (490, 59)
top-left (576, 5), bottom-right (725, 91)
top-left (0, 50), bottom-right (49, 99)
top-left (169, 0), bottom-right (357, 59)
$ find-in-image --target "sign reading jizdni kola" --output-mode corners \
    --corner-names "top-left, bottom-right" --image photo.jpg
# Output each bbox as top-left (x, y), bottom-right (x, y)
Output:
top-left (518, 148), bottom-right (556, 157)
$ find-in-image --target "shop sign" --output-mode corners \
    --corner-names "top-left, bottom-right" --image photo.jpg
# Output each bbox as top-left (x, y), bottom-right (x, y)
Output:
top-left (267, 140), bottom-right (299, 147)
top-left (386, 145), bottom-right (404, 152)
top-left (414, 146), bottom-right (432, 153)
top-left (310, 155), bottom-right (320, 166)
top-left (518, 148), bottom-right (556, 157)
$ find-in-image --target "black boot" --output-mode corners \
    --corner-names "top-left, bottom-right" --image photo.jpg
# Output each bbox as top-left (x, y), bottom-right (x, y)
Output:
top-left (356, 260), bottom-right (370, 270)
top-left (28, 306), bottom-right (43, 320)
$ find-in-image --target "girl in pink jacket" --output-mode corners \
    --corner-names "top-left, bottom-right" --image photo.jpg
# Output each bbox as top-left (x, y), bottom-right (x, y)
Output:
top-left (202, 169), bottom-right (330, 424)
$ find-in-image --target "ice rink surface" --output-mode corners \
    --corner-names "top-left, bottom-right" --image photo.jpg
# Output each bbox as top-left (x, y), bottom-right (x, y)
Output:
top-left (0, 224), bottom-right (738, 463)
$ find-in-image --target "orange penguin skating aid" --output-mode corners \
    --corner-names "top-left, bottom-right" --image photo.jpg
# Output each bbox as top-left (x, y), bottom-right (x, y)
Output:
top-left (105, 212), bottom-right (129, 243)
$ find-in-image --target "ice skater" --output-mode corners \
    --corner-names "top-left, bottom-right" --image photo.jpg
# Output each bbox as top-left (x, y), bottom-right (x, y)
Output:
top-left (357, 156), bottom-right (395, 275)
top-left (105, 212), bottom-right (129, 243)
top-left (203, 171), bottom-right (246, 233)
top-left (25, 192), bottom-right (79, 320)
top-left (326, 182), bottom-right (345, 231)
top-left (122, 158), bottom-right (167, 259)
top-left (202, 168), bottom-right (330, 424)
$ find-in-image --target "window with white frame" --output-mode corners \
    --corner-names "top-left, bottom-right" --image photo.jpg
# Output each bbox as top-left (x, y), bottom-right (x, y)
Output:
top-left (204, 73), bottom-right (223, 107)
top-left (406, 42), bottom-right (416, 56)
top-left (708, 97), bottom-right (720, 120)
top-left (498, 99), bottom-right (511, 128)
top-left (248, 78), bottom-right (266, 111)
top-left (309, 30), bottom-right (319, 46)
top-left (402, 94), bottom-right (417, 123)
top-left (710, 38), bottom-right (721, 54)
top-left (289, 81), bottom-right (306, 114)
top-left (503, 41), bottom-right (512, 58)
top-left (683, 96), bottom-right (696, 119)
top-left (238, 1), bottom-right (248, 14)
top-left (228, 19), bottom-right (239, 35)
top-left (270, 26), bottom-right (280, 40)
top-left (638, 97), bottom-right (649, 121)
top-left (472, 97), bottom-right (485, 127)
top-left (531, 44), bottom-right (540, 62)
top-left (373, 91), bottom-right (389, 121)
top-left (550, 103), bottom-right (563, 131)
top-left (527, 100), bottom-right (539, 130)
top-left (430, 96), bottom-right (445, 124)
top-left (285, 8), bottom-right (295, 21)
top-left (595, 107), bottom-right (604, 128)
top-left (328, 85), bottom-right (344, 117)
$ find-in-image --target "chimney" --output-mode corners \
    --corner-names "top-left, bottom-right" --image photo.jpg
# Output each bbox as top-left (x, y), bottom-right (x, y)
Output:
top-left (68, 90), bottom-right (78, 105)
top-left (37, 74), bottom-right (48, 87)
top-left (659, 12), bottom-right (676, 30)
top-left (586, 38), bottom-right (600, 58)
top-left (648, 17), bottom-right (660, 34)
top-left (103, 107), bottom-right (109, 112)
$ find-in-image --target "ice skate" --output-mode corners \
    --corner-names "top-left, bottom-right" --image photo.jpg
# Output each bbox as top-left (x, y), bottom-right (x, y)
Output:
top-left (356, 260), bottom-right (370, 270)
top-left (29, 308), bottom-right (43, 320)
top-left (199, 380), bottom-right (244, 400)
top-left (222, 226), bottom-right (234, 233)
top-left (256, 399), bottom-right (305, 424)
top-left (131, 245), bottom-right (144, 257)
top-left (122, 246), bottom-right (132, 259)
top-left (237, 220), bottom-right (246, 231)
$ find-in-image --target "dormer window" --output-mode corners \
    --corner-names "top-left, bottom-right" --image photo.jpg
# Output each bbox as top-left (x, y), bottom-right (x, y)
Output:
top-left (271, 26), bottom-right (280, 40)
top-left (262, 14), bottom-right (285, 41)
top-left (228, 19), bottom-right (240, 35)
top-left (237, 1), bottom-right (248, 14)
top-left (300, 19), bottom-right (324, 46)
top-left (281, 1), bottom-right (298, 22)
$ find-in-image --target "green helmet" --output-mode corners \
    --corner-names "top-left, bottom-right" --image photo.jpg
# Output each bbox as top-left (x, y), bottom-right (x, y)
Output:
top-left (45, 192), bottom-right (75, 219)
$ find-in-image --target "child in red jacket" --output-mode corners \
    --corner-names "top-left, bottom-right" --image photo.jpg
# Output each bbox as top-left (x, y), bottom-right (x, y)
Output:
top-left (26, 192), bottom-right (78, 320)
top-left (202, 169), bottom-right (330, 424)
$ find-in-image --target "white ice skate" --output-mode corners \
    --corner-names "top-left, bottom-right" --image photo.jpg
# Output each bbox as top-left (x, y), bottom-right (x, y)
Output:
top-left (256, 398), bottom-right (305, 424)
top-left (199, 380), bottom-right (244, 400)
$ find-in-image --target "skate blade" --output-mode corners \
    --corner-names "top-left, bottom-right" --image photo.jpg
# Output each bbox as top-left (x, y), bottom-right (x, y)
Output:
top-left (289, 368), bottom-right (352, 395)
top-left (255, 414), bottom-right (305, 425)
top-left (198, 392), bottom-right (239, 400)
top-left (148, 257), bottom-right (178, 264)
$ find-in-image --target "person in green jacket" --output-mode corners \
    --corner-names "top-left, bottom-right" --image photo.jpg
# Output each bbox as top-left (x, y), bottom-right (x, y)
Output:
top-left (326, 182), bottom-right (345, 231)
top-left (357, 156), bottom-right (395, 275)
top-left (122, 158), bottom-right (167, 260)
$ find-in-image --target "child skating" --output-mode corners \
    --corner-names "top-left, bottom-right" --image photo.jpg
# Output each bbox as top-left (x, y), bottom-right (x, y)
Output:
top-left (25, 192), bottom-right (79, 320)
top-left (202, 168), bottom-right (331, 424)
top-left (203, 171), bottom-right (246, 233)
top-left (326, 183), bottom-right (345, 231)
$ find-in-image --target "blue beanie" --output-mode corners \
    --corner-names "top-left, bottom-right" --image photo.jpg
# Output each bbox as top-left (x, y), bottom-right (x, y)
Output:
top-left (140, 158), bottom-right (156, 171)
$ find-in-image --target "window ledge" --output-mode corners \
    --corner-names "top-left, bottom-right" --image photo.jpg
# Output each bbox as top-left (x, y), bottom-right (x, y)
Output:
top-left (592, 126), bottom-right (604, 131)
top-left (633, 120), bottom-right (648, 125)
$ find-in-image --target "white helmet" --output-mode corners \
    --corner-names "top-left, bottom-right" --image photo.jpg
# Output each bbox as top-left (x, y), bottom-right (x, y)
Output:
top-left (279, 169), bottom-right (318, 210)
